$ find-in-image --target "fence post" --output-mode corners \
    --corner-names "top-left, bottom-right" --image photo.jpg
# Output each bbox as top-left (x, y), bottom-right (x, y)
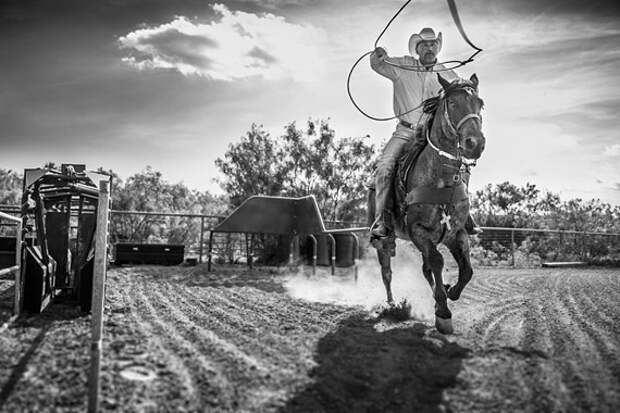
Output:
top-left (14, 219), bottom-right (23, 315)
top-left (580, 235), bottom-right (586, 261)
top-left (207, 231), bottom-right (214, 272)
top-left (351, 233), bottom-right (359, 283)
top-left (199, 216), bottom-right (205, 263)
top-left (511, 229), bottom-right (516, 267)
top-left (88, 180), bottom-right (110, 413)
top-left (289, 235), bottom-right (299, 266)
top-left (246, 233), bottom-right (253, 270)
top-left (308, 235), bottom-right (317, 276)
top-left (327, 234), bottom-right (336, 275)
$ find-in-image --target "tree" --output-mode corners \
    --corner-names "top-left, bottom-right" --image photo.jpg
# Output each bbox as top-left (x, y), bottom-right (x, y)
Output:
top-left (0, 169), bottom-right (22, 205)
top-left (471, 181), bottom-right (543, 228)
top-left (215, 124), bottom-right (288, 208)
top-left (216, 119), bottom-right (377, 223)
top-left (95, 167), bottom-right (123, 209)
top-left (111, 166), bottom-right (227, 244)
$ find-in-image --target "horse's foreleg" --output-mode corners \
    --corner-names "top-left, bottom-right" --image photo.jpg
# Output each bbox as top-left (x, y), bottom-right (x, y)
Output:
top-left (377, 249), bottom-right (394, 305)
top-left (445, 229), bottom-right (473, 301)
top-left (414, 238), bottom-right (452, 334)
top-left (422, 257), bottom-right (435, 289)
top-left (428, 246), bottom-right (451, 317)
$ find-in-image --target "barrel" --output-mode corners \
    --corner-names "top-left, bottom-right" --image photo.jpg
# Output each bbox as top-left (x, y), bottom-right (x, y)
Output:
top-left (333, 233), bottom-right (356, 267)
top-left (315, 234), bottom-right (333, 266)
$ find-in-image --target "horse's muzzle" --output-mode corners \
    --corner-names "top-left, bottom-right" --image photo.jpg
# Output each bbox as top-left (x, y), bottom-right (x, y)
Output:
top-left (462, 135), bottom-right (485, 159)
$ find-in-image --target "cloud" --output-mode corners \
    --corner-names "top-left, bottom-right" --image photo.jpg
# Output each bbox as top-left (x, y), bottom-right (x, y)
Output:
top-left (604, 144), bottom-right (620, 157)
top-left (236, 0), bottom-right (311, 9)
top-left (118, 3), bottom-right (327, 81)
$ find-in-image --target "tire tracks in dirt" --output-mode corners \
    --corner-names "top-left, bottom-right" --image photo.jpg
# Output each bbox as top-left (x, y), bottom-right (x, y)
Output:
top-left (149, 281), bottom-right (273, 374)
top-left (110, 274), bottom-right (202, 408)
top-left (226, 286), bottom-right (346, 326)
top-left (150, 282), bottom-right (302, 411)
top-left (554, 272), bottom-right (620, 407)
top-left (115, 271), bottom-right (229, 410)
top-left (138, 277), bottom-right (288, 411)
top-left (161, 281), bottom-right (312, 371)
top-left (526, 272), bottom-right (604, 411)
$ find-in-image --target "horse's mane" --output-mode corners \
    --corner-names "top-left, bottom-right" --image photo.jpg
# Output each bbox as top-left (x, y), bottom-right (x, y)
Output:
top-left (422, 95), bottom-right (440, 114)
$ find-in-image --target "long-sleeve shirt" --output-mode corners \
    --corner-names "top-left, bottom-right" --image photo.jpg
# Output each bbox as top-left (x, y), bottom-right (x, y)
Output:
top-left (370, 52), bottom-right (458, 125)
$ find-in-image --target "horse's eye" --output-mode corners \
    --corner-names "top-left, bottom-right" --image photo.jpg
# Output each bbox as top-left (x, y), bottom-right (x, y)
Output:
top-left (447, 99), bottom-right (456, 107)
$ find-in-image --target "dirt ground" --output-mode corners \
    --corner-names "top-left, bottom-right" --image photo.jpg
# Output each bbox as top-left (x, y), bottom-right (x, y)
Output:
top-left (0, 263), bottom-right (619, 412)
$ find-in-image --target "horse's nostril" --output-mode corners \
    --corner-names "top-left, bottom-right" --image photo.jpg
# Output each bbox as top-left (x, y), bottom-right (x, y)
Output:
top-left (465, 137), bottom-right (476, 150)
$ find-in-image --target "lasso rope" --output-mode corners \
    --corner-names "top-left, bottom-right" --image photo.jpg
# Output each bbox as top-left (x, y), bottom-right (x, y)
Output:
top-left (347, 0), bottom-right (483, 121)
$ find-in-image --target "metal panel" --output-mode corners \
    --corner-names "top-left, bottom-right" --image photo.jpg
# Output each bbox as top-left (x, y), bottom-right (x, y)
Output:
top-left (214, 195), bottom-right (326, 235)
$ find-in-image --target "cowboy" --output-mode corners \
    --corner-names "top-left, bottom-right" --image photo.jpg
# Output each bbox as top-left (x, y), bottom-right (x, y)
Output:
top-left (370, 27), bottom-right (479, 238)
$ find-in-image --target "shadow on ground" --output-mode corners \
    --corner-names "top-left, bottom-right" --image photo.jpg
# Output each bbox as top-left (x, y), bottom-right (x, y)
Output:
top-left (280, 314), bottom-right (470, 413)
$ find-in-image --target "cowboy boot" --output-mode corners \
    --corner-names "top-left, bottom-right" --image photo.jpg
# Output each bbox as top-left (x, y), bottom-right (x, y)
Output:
top-left (371, 211), bottom-right (392, 239)
top-left (465, 214), bottom-right (483, 235)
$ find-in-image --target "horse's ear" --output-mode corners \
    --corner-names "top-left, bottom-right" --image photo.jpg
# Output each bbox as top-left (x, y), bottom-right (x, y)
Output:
top-left (470, 73), bottom-right (479, 89)
top-left (437, 73), bottom-right (451, 90)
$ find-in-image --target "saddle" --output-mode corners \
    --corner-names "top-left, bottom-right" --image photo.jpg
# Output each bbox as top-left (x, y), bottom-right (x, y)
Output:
top-left (394, 97), bottom-right (440, 206)
top-left (368, 95), bottom-right (467, 222)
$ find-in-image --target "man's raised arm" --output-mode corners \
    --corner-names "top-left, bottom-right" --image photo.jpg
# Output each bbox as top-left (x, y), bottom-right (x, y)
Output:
top-left (370, 47), bottom-right (401, 80)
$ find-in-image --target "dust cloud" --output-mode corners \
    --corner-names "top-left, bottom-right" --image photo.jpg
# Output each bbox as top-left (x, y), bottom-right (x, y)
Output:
top-left (283, 240), bottom-right (435, 321)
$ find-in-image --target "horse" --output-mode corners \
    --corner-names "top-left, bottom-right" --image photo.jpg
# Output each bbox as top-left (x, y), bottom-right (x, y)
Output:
top-left (368, 73), bottom-right (485, 334)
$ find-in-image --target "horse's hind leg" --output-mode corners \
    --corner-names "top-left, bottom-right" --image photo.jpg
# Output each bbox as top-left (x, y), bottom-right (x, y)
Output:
top-left (444, 229), bottom-right (473, 301)
top-left (377, 249), bottom-right (394, 305)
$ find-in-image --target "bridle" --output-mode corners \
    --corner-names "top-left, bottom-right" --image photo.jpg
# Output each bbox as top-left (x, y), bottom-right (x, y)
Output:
top-left (426, 85), bottom-right (482, 167)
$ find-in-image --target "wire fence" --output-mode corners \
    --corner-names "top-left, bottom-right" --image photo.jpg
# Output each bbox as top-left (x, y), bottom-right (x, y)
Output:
top-left (472, 227), bottom-right (620, 267)
top-left (2, 204), bottom-right (620, 267)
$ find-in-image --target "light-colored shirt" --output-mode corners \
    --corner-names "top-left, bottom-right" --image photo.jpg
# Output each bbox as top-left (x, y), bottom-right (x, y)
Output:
top-left (370, 53), bottom-right (458, 125)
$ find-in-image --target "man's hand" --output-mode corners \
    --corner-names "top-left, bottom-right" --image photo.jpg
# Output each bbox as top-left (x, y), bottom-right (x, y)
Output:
top-left (373, 47), bottom-right (387, 60)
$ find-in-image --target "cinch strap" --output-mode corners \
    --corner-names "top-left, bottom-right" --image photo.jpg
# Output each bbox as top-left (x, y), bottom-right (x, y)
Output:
top-left (405, 183), bottom-right (468, 205)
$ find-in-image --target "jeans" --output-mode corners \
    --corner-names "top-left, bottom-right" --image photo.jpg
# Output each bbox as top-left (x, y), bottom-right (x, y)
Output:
top-left (374, 123), bottom-right (424, 226)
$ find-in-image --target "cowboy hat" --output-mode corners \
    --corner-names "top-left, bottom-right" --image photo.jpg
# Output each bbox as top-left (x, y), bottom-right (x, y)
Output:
top-left (408, 27), bottom-right (442, 56)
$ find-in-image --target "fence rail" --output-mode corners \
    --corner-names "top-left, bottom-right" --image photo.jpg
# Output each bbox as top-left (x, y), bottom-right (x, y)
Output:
top-left (2, 205), bottom-right (620, 267)
top-left (476, 227), bottom-right (620, 267)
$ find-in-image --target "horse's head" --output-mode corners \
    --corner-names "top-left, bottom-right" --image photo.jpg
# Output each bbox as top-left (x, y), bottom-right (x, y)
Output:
top-left (436, 73), bottom-right (485, 162)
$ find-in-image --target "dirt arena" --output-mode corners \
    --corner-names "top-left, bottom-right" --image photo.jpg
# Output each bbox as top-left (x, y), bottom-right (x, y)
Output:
top-left (0, 260), bottom-right (619, 412)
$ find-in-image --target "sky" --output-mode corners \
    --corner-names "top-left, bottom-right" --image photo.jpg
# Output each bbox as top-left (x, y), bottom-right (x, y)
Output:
top-left (1, 0), bottom-right (619, 204)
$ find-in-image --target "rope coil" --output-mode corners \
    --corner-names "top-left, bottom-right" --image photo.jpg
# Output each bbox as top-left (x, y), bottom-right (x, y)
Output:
top-left (347, 0), bottom-right (482, 121)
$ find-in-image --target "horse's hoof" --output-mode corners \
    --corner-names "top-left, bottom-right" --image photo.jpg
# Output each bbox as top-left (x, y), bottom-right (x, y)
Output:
top-left (443, 284), bottom-right (460, 301)
top-left (435, 316), bottom-right (454, 334)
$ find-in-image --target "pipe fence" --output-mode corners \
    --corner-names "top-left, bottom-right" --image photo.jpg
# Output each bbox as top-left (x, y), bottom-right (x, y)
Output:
top-left (474, 227), bottom-right (620, 267)
top-left (2, 205), bottom-right (620, 267)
